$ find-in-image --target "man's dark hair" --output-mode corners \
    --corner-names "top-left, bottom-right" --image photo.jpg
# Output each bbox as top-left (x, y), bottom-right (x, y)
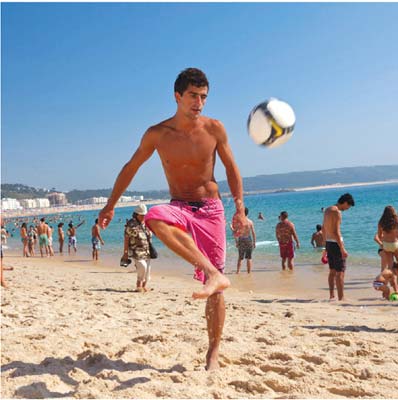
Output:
top-left (280, 211), bottom-right (288, 220)
top-left (40, 217), bottom-right (45, 222)
top-left (174, 68), bottom-right (209, 95)
top-left (337, 193), bottom-right (355, 206)
top-left (95, 218), bottom-right (98, 224)
top-left (316, 224), bottom-right (322, 231)
top-left (244, 207), bottom-right (249, 216)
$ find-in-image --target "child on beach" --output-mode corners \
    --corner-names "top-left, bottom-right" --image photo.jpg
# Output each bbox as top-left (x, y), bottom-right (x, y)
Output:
top-left (373, 259), bottom-right (398, 300)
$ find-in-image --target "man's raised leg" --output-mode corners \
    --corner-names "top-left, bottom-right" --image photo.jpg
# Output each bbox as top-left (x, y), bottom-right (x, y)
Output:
top-left (146, 219), bottom-right (230, 299)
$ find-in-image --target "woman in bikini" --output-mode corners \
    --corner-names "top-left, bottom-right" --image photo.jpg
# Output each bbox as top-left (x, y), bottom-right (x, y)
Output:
top-left (375, 205), bottom-right (398, 270)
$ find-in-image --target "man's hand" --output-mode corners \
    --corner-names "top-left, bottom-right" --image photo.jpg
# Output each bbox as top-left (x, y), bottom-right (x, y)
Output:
top-left (99, 205), bottom-right (114, 229)
top-left (231, 211), bottom-right (248, 238)
top-left (341, 248), bottom-right (348, 259)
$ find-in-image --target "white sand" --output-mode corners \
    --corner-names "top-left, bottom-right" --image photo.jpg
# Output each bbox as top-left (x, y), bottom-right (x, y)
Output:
top-left (1, 254), bottom-right (398, 399)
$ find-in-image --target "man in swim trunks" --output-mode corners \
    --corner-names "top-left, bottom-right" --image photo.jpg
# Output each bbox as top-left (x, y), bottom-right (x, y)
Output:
top-left (36, 218), bottom-right (49, 257)
top-left (99, 68), bottom-right (247, 371)
top-left (322, 193), bottom-right (355, 301)
top-left (67, 221), bottom-right (85, 254)
top-left (91, 219), bottom-right (105, 261)
top-left (233, 207), bottom-right (256, 274)
top-left (275, 211), bottom-right (300, 270)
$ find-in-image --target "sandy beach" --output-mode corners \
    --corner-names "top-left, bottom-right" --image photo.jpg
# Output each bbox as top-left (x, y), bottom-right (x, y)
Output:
top-left (1, 252), bottom-right (397, 399)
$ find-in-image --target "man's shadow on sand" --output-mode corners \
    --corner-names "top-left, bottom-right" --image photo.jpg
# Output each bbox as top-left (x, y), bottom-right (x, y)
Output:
top-left (3, 351), bottom-right (186, 398)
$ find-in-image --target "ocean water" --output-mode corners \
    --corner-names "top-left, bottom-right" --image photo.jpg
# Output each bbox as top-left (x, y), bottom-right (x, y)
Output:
top-left (4, 182), bottom-right (398, 282)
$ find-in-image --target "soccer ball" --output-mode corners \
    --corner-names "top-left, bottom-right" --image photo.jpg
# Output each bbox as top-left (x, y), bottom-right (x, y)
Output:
top-left (247, 98), bottom-right (296, 148)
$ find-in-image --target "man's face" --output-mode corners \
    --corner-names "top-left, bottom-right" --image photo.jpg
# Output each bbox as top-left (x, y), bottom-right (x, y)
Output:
top-left (341, 202), bottom-right (352, 212)
top-left (175, 84), bottom-right (208, 119)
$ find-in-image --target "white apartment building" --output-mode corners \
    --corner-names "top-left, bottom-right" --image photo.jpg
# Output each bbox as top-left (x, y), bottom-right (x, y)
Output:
top-left (1, 198), bottom-right (22, 210)
top-left (19, 199), bottom-right (37, 209)
top-left (76, 197), bottom-right (108, 205)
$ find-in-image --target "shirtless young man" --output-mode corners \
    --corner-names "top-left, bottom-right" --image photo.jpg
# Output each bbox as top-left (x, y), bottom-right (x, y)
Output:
top-left (91, 219), bottom-right (105, 261)
top-left (36, 218), bottom-right (49, 258)
top-left (99, 68), bottom-right (247, 370)
top-left (233, 207), bottom-right (256, 274)
top-left (311, 224), bottom-right (325, 248)
top-left (322, 193), bottom-right (355, 301)
top-left (275, 211), bottom-right (300, 270)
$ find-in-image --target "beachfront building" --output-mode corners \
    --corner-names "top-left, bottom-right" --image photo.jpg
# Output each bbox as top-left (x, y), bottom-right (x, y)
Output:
top-left (119, 195), bottom-right (144, 202)
top-left (1, 198), bottom-right (22, 210)
top-left (19, 199), bottom-right (37, 209)
top-left (34, 198), bottom-right (51, 208)
top-left (76, 197), bottom-right (108, 206)
top-left (47, 192), bottom-right (68, 206)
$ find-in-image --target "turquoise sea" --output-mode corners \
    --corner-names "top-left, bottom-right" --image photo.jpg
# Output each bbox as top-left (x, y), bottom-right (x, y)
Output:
top-left (4, 182), bottom-right (398, 297)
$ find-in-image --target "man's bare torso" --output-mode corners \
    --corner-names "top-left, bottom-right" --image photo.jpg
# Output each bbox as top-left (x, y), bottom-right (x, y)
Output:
top-left (276, 221), bottom-right (294, 243)
top-left (323, 206), bottom-right (341, 242)
top-left (151, 116), bottom-right (221, 201)
top-left (37, 223), bottom-right (48, 236)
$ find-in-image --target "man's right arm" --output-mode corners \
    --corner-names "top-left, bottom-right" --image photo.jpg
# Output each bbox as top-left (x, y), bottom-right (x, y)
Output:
top-left (99, 129), bottom-right (156, 229)
top-left (335, 211), bottom-right (347, 258)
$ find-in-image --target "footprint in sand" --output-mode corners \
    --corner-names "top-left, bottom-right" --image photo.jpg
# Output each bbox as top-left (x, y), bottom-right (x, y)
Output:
top-left (300, 354), bottom-right (325, 365)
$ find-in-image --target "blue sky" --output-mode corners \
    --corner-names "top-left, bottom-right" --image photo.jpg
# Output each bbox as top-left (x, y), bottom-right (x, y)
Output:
top-left (2, 2), bottom-right (398, 192)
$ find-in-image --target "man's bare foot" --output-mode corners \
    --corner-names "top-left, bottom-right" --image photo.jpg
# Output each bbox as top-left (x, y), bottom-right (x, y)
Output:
top-left (1, 280), bottom-right (8, 288)
top-left (329, 297), bottom-right (336, 302)
top-left (205, 349), bottom-right (220, 371)
top-left (192, 272), bottom-right (230, 300)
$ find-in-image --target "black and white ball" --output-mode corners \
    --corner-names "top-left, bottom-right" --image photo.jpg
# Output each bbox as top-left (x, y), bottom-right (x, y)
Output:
top-left (247, 98), bottom-right (296, 148)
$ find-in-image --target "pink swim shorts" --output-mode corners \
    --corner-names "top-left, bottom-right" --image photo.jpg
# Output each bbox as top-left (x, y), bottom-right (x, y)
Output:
top-left (279, 240), bottom-right (295, 259)
top-left (144, 198), bottom-right (226, 283)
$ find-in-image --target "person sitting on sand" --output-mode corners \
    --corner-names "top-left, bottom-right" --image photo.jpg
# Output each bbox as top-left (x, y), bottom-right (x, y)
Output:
top-left (373, 258), bottom-right (398, 300)
top-left (374, 205), bottom-right (398, 270)
top-left (99, 68), bottom-right (246, 371)
top-left (121, 205), bottom-right (152, 292)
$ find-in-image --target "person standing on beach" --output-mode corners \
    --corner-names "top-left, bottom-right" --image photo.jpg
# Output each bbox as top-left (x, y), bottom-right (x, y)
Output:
top-left (322, 193), bottom-right (355, 301)
top-left (99, 68), bottom-right (246, 370)
top-left (374, 205), bottom-right (398, 270)
top-left (91, 219), bottom-right (105, 261)
top-left (67, 221), bottom-right (85, 254)
top-left (233, 207), bottom-right (256, 274)
top-left (20, 223), bottom-right (29, 257)
top-left (36, 218), bottom-right (49, 257)
top-left (275, 211), bottom-right (300, 270)
top-left (58, 223), bottom-right (65, 254)
top-left (311, 224), bottom-right (325, 249)
top-left (47, 224), bottom-right (55, 256)
top-left (121, 205), bottom-right (152, 292)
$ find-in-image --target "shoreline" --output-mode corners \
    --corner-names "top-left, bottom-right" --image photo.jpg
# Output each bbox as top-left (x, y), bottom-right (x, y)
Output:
top-left (1, 198), bottom-right (167, 219)
top-left (3, 179), bottom-right (398, 219)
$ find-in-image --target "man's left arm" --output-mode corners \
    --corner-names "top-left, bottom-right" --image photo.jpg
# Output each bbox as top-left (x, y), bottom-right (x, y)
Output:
top-left (291, 223), bottom-right (300, 248)
top-left (214, 121), bottom-right (246, 236)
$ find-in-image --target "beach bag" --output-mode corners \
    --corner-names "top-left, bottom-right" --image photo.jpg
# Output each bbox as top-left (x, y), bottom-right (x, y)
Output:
top-left (149, 241), bottom-right (158, 259)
